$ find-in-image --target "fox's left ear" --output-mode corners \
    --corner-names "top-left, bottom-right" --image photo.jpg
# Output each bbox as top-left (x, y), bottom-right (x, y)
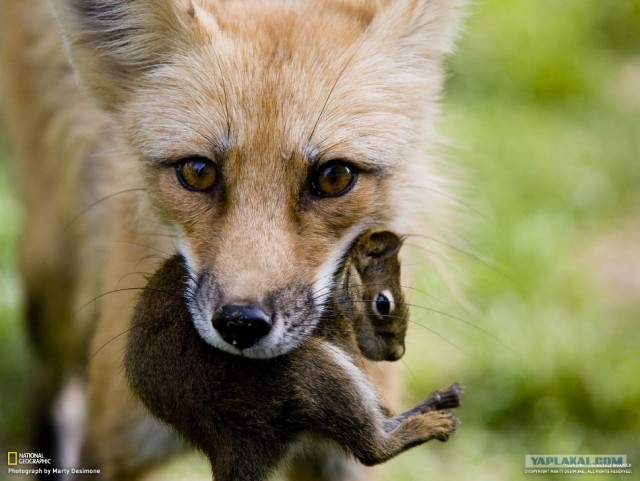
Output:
top-left (50, 0), bottom-right (205, 110)
top-left (370, 0), bottom-right (466, 60)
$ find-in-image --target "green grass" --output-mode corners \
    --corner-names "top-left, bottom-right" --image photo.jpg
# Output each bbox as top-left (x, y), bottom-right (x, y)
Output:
top-left (381, 1), bottom-right (640, 479)
top-left (1, 1), bottom-right (639, 479)
top-left (0, 137), bottom-right (29, 450)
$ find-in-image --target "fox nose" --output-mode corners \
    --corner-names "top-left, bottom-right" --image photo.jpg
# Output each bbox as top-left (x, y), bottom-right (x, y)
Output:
top-left (212, 304), bottom-right (273, 350)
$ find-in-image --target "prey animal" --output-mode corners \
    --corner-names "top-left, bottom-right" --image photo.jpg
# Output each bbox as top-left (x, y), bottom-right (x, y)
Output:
top-left (125, 229), bottom-right (461, 481)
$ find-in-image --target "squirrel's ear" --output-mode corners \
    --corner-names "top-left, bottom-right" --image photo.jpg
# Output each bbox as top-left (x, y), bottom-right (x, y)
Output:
top-left (50, 0), bottom-right (207, 110)
top-left (363, 230), bottom-right (403, 259)
top-left (370, 0), bottom-right (466, 60)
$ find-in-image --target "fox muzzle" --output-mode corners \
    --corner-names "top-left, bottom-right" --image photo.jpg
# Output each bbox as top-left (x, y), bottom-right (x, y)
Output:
top-left (212, 304), bottom-right (273, 350)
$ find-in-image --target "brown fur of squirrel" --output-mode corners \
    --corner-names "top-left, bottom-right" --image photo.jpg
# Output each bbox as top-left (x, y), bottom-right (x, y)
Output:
top-left (125, 230), bottom-right (461, 481)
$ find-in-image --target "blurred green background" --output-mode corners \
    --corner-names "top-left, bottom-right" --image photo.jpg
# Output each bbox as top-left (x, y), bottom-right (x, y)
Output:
top-left (1, 0), bottom-right (639, 480)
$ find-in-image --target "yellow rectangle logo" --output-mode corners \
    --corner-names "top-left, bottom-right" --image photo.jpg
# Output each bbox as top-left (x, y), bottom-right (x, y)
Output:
top-left (8, 452), bottom-right (18, 465)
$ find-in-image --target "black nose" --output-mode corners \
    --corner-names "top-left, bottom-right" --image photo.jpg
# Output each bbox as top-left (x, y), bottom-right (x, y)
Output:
top-left (212, 304), bottom-right (272, 350)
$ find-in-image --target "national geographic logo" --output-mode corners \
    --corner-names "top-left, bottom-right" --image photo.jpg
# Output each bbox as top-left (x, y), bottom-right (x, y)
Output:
top-left (6, 450), bottom-right (102, 476)
top-left (5, 451), bottom-right (52, 466)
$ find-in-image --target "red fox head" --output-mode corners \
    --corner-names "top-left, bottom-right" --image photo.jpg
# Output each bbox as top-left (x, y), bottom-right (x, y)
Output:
top-left (53, 0), bottom-right (463, 358)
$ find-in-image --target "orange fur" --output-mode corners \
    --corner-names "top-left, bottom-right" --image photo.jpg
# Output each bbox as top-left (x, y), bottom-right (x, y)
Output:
top-left (1, 0), bottom-right (464, 479)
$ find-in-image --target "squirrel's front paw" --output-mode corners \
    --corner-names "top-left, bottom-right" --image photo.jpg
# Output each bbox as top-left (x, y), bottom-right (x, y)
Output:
top-left (421, 410), bottom-right (459, 442)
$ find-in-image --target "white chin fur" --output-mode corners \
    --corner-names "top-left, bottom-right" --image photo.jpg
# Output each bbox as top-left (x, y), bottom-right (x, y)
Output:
top-left (311, 227), bottom-right (363, 310)
top-left (177, 225), bottom-right (369, 359)
top-left (190, 310), bottom-right (292, 359)
top-left (189, 308), bottom-right (307, 359)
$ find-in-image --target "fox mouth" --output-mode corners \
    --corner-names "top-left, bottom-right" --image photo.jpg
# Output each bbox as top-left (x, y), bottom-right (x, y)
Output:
top-left (181, 267), bottom-right (325, 358)
top-left (175, 225), bottom-right (365, 358)
top-left (189, 294), bottom-right (322, 359)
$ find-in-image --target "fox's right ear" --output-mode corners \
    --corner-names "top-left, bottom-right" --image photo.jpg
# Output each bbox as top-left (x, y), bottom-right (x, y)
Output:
top-left (50, 0), bottom-right (206, 110)
top-left (370, 0), bottom-right (466, 61)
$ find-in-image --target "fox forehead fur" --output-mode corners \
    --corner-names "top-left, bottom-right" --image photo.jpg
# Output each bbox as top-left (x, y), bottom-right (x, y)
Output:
top-left (50, 0), bottom-right (464, 357)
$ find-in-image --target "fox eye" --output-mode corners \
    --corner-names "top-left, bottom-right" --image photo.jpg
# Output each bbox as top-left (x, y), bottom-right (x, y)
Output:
top-left (312, 161), bottom-right (357, 197)
top-left (176, 157), bottom-right (217, 192)
top-left (372, 289), bottom-right (395, 319)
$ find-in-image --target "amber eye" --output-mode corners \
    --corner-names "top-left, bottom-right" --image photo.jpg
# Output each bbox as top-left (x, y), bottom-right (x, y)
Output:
top-left (175, 157), bottom-right (217, 192)
top-left (312, 161), bottom-right (357, 197)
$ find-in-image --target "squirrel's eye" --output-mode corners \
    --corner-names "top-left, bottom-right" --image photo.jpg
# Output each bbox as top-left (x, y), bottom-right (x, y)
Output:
top-left (372, 290), bottom-right (395, 319)
top-left (176, 157), bottom-right (217, 192)
top-left (312, 161), bottom-right (357, 197)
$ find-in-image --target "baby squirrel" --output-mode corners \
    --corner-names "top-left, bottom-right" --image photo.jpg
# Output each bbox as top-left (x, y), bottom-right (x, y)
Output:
top-left (344, 229), bottom-right (407, 362)
top-left (125, 229), bottom-right (461, 481)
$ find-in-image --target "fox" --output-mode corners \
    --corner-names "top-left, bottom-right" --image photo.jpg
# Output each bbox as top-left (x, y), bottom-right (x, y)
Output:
top-left (0, 0), bottom-right (464, 480)
top-left (125, 228), bottom-right (461, 481)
